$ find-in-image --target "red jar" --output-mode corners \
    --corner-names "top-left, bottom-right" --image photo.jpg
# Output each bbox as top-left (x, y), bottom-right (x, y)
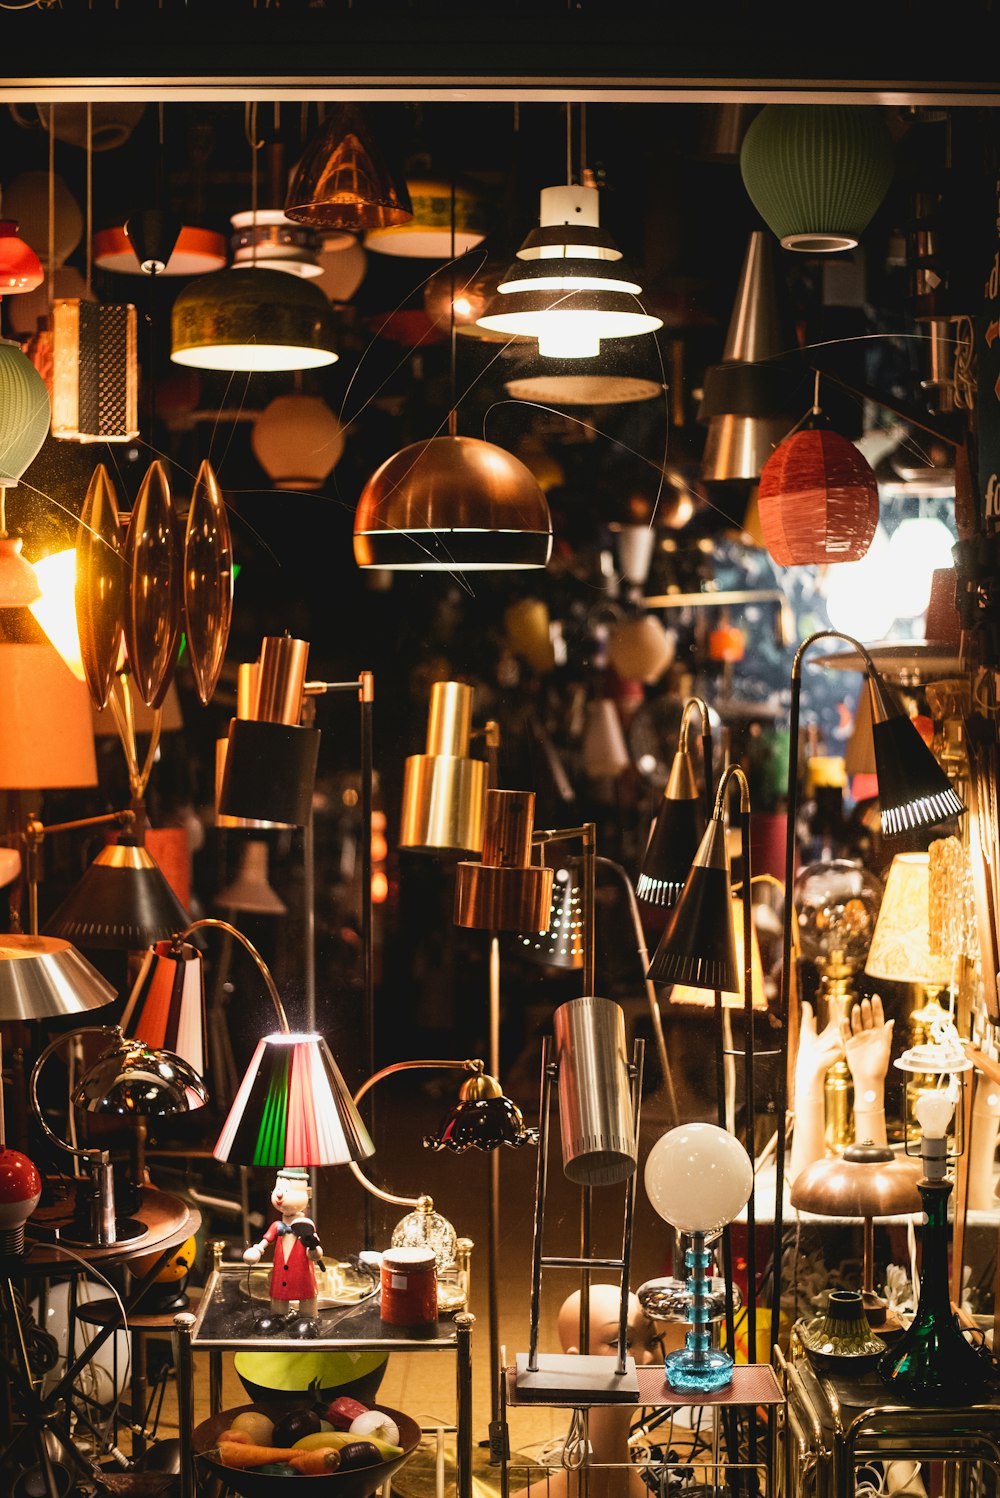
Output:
top-left (380, 1247), bottom-right (437, 1328)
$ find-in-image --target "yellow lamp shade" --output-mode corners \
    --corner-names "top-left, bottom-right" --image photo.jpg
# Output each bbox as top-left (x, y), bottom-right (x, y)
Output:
top-left (668, 896), bottom-right (767, 1009)
top-left (864, 851), bottom-right (952, 989)
top-left (251, 394), bottom-right (345, 490)
top-left (364, 178), bottom-right (487, 259)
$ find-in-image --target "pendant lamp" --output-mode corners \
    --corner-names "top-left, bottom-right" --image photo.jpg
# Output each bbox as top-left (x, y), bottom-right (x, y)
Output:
top-left (740, 105), bottom-right (895, 254)
top-left (476, 184), bottom-right (662, 358)
top-left (365, 177), bottom-right (487, 258)
top-left (251, 393), bottom-right (345, 490)
top-left (0, 338), bottom-right (52, 608)
top-left (758, 418), bottom-right (879, 567)
top-left (93, 223), bottom-right (227, 277)
top-left (51, 297), bottom-right (139, 444)
top-left (353, 428), bottom-right (552, 571)
top-left (171, 267), bottom-right (338, 372)
top-left (284, 103), bottom-right (413, 233)
top-left (2, 174), bottom-right (82, 272)
top-left (229, 209), bottom-right (323, 279)
top-left (0, 221), bottom-right (44, 295)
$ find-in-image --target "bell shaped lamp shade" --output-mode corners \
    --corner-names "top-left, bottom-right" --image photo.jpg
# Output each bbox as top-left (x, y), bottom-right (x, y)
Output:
top-left (866, 672), bottom-right (964, 837)
top-left (757, 426), bottom-right (879, 566)
top-left (740, 105), bottom-right (895, 253)
top-left (0, 337), bottom-right (51, 487)
top-left (0, 221), bottom-right (44, 295)
top-left (120, 938), bottom-right (207, 1083)
top-left (215, 839), bottom-right (288, 916)
top-left (647, 818), bottom-right (738, 992)
top-left (284, 103), bottom-right (413, 233)
top-left (353, 434), bottom-right (552, 571)
top-left (424, 1064), bottom-right (537, 1154)
top-left (171, 267), bottom-right (338, 372)
top-left (44, 836), bottom-right (191, 951)
top-left (637, 744), bottom-right (706, 908)
top-left (213, 1031), bottom-right (375, 1169)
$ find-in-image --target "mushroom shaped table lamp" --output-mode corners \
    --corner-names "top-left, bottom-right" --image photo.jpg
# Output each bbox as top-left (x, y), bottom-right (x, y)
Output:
top-left (644, 1121), bottom-right (753, 1393)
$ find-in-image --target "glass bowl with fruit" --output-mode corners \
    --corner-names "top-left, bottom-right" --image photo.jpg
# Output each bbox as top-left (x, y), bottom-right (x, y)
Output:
top-left (193, 1397), bottom-right (421, 1498)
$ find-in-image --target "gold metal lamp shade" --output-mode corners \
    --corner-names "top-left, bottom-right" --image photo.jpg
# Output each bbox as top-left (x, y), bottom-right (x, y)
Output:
top-left (455, 789), bottom-right (553, 933)
top-left (170, 267), bottom-right (338, 372)
top-left (284, 103), bottom-right (413, 233)
top-left (353, 434), bottom-right (552, 571)
top-left (399, 680), bottom-right (488, 854)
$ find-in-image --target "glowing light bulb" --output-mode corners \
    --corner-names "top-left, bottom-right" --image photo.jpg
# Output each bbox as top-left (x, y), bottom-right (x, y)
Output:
top-left (28, 548), bottom-right (85, 681)
top-left (885, 516), bottom-right (955, 620)
top-left (824, 523), bottom-right (897, 639)
top-left (914, 1088), bottom-right (956, 1140)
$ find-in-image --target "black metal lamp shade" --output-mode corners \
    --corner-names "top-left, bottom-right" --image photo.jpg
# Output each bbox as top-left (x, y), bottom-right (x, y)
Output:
top-left (424, 1069), bottom-right (537, 1153)
top-left (217, 718), bottom-right (321, 828)
top-left (636, 747), bottom-right (707, 908)
top-left (867, 673), bottom-right (965, 837)
top-left (44, 838), bottom-right (191, 951)
top-left (646, 819), bottom-right (739, 992)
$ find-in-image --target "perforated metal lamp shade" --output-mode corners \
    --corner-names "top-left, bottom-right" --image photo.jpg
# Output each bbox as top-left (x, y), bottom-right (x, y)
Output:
top-left (636, 747), bottom-right (706, 908)
top-left (43, 837), bottom-right (191, 951)
top-left (353, 435), bottom-right (552, 571)
top-left (213, 1031), bottom-right (375, 1169)
top-left (646, 819), bottom-right (739, 992)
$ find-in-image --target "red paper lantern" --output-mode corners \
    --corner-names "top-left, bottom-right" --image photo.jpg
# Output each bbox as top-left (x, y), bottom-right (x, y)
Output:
top-left (757, 427), bottom-right (878, 566)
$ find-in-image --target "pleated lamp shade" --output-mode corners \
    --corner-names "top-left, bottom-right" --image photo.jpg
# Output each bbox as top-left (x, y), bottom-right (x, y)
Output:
top-left (740, 105), bottom-right (895, 253)
top-left (758, 427), bottom-right (879, 566)
top-left (213, 1031), bottom-right (375, 1169)
top-left (647, 819), bottom-right (738, 992)
top-left (120, 939), bottom-right (207, 1081)
top-left (0, 643), bottom-right (97, 788)
top-left (44, 836), bottom-right (191, 951)
top-left (668, 897), bottom-right (767, 1009)
top-left (863, 852), bottom-right (952, 989)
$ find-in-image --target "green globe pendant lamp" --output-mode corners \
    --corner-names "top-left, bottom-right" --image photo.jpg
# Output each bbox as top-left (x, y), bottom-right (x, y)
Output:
top-left (171, 266), bottom-right (338, 372)
top-left (0, 338), bottom-right (52, 607)
top-left (740, 105), bottom-right (895, 253)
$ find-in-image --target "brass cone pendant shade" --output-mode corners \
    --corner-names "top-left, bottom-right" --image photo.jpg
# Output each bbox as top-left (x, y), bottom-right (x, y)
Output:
top-left (353, 434), bottom-right (552, 571)
top-left (284, 104), bottom-right (413, 233)
top-left (44, 837), bottom-right (191, 951)
top-left (647, 819), bottom-right (738, 991)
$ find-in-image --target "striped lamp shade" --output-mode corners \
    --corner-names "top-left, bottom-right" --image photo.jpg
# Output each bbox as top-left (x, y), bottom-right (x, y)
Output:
top-left (758, 428), bottom-right (878, 566)
top-left (213, 1031), bottom-right (375, 1169)
top-left (120, 939), bottom-right (206, 1081)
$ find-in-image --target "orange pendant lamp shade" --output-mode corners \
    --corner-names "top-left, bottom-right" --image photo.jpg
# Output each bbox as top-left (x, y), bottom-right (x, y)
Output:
top-left (0, 221), bottom-right (44, 294)
top-left (757, 427), bottom-right (878, 566)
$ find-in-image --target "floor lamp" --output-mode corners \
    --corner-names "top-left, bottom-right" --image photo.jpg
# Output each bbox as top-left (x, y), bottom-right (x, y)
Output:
top-left (778, 628), bottom-right (965, 1363)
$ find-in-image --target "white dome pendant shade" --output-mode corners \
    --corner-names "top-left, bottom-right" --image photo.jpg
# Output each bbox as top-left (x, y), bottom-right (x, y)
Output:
top-left (476, 184), bottom-right (662, 358)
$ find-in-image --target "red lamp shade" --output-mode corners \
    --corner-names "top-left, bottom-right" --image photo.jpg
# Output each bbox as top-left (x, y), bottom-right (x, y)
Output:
top-left (0, 1148), bottom-right (42, 1253)
top-left (0, 221), bottom-right (44, 294)
top-left (121, 938), bottom-right (207, 1083)
top-left (757, 427), bottom-right (878, 566)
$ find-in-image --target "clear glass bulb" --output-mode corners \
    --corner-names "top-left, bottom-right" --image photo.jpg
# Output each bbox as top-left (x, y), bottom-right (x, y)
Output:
top-left (793, 858), bottom-right (884, 968)
top-left (391, 1199), bottom-right (458, 1270)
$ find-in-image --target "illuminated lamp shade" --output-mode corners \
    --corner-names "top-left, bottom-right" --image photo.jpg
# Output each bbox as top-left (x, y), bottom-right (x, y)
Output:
top-left (668, 896), bottom-right (767, 1009)
top-left (28, 549), bottom-right (85, 679)
top-left (740, 105), bottom-right (895, 253)
top-left (864, 852), bottom-right (952, 991)
top-left (229, 209), bottom-right (323, 278)
top-left (0, 642), bottom-right (97, 788)
top-left (315, 234), bottom-right (367, 304)
top-left (505, 370), bottom-right (663, 407)
top-left (213, 1031), bottom-right (374, 1169)
top-left (7, 265), bottom-right (90, 340)
top-left (353, 434), bottom-right (552, 570)
top-left (51, 298), bottom-right (139, 443)
top-left (284, 103), bottom-right (413, 233)
top-left (364, 178), bottom-right (487, 258)
top-left (0, 221), bottom-right (44, 294)
top-left (93, 223), bottom-right (228, 277)
top-left (518, 865), bottom-right (584, 971)
top-left (824, 524), bottom-right (897, 640)
top-left (757, 427), bottom-right (879, 566)
top-left (885, 517), bottom-right (955, 620)
top-left (2, 173), bottom-right (83, 270)
top-left (43, 836), bottom-right (191, 951)
top-left (170, 267), bottom-right (338, 372)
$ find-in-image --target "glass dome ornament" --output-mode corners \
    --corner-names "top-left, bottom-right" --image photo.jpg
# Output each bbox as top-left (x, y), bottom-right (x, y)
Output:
top-left (390, 1194), bottom-right (458, 1270)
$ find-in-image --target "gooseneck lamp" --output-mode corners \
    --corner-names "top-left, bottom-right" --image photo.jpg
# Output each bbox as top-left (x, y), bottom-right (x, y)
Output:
top-left (644, 1122), bottom-right (754, 1393)
top-left (636, 696), bottom-right (713, 909)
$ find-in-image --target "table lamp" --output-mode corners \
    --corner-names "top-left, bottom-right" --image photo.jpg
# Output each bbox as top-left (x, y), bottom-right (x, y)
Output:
top-left (644, 1121), bottom-right (754, 1393)
top-left (865, 850), bottom-right (953, 1043)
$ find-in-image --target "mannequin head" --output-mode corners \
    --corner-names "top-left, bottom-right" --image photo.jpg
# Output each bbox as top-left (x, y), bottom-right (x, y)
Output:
top-left (557, 1283), bottom-right (660, 1364)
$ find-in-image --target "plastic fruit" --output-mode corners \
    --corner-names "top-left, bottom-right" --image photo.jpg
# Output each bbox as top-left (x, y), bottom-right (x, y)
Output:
top-left (272, 1407), bottom-right (323, 1448)
top-left (349, 1410), bottom-right (401, 1447)
top-left (337, 1440), bottom-right (383, 1470)
top-left (229, 1411), bottom-right (275, 1445)
top-left (294, 1430), bottom-right (403, 1460)
top-left (326, 1395), bottom-right (369, 1430)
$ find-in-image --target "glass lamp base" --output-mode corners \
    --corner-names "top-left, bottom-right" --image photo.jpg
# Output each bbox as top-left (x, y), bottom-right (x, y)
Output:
top-left (664, 1346), bottom-right (735, 1393)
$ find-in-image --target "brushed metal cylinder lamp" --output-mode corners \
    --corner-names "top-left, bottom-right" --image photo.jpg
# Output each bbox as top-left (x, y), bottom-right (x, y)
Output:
top-left (217, 635), bottom-right (321, 829)
top-left (552, 995), bottom-right (637, 1188)
top-left (399, 680), bottom-right (489, 855)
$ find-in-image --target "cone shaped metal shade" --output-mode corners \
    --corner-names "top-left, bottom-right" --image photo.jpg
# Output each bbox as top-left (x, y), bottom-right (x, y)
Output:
top-left (647, 820), bottom-right (738, 991)
top-left (668, 896), bottom-right (767, 1009)
top-left (867, 674), bottom-right (965, 837)
top-left (353, 435), bottom-right (552, 571)
top-left (284, 104), bottom-right (413, 233)
top-left (0, 934), bottom-right (116, 1020)
top-left (43, 837), bottom-right (191, 951)
top-left (213, 1030), bottom-right (375, 1169)
top-left (636, 748), bottom-right (707, 907)
top-left (120, 939), bottom-right (207, 1079)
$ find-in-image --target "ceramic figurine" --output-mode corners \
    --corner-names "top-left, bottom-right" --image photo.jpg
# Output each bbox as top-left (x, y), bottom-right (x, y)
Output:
top-left (243, 1166), bottom-right (324, 1336)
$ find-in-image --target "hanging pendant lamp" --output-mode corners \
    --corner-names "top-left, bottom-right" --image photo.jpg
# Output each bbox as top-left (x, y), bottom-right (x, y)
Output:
top-left (758, 419), bottom-right (879, 566)
top-left (284, 103), bottom-right (413, 233)
top-left (0, 221), bottom-right (44, 295)
top-left (0, 337), bottom-right (52, 607)
top-left (365, 176), bottom-right (487, 258)
top-left (476, 184), bottom-right (662, 358)
top-left (252, 394), bottom-right (344, 490)
top-left (170, 267), bottom-right (338, 372)
top-left (740, 105), bottom-right (895, 254)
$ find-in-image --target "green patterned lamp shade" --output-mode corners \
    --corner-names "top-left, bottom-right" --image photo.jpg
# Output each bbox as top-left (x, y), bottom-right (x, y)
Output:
top-left (740, 105), bottom-right (895, 253)
top-left (0, 338), bottom-right (51, 486)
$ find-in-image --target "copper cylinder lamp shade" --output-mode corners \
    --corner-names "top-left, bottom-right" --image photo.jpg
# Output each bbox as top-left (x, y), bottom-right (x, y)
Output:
top-left (399, 680), bottom-right (488, 854)
top-left (455, 790), bottom-right (553, 933)
top-left (353, 435), bottom-right (553, 571)
top-left (647, 818), bottom-right (738, 992)
top-left (217, 636), bottom-right (321, 829)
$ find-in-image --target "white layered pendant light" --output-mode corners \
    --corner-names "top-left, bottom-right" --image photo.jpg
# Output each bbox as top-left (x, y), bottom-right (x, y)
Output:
top-left (476, 178), bottom-right (662, 358)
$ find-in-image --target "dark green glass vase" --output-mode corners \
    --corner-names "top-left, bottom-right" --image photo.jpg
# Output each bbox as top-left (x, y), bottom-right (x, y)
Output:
top-left (878, 1179), bottom-right (994, 1405)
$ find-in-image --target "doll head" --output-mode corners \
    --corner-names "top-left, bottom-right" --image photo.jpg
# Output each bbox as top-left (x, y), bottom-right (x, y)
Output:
top-left (271, 1166), bottom-right (311, 1219)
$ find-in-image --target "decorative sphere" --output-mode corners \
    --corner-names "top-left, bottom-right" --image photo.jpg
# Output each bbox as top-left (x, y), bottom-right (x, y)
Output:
top-left (644, 1123), bottom-right (753, 1235)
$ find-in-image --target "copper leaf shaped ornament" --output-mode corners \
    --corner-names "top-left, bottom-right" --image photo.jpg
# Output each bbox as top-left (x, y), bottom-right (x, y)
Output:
top-left (184, 458), bottom-right (233, 706)
top-left (123, 460), bottom-right (182, 709)
top-left (75, 462), bottom-right (124, 710)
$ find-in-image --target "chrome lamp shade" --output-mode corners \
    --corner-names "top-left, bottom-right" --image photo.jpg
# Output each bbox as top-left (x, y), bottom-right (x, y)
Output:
top-left (0, 934), bottom-right (117, 1020)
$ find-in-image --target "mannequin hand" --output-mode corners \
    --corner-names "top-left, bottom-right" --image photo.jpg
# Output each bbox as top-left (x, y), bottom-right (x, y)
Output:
top-left (796, 1000), bottom-right (845, 1099)
top-left (243, 1244), bottom-right (263, 1265)
top-left (841, 995), bottom-right (894, 1098)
